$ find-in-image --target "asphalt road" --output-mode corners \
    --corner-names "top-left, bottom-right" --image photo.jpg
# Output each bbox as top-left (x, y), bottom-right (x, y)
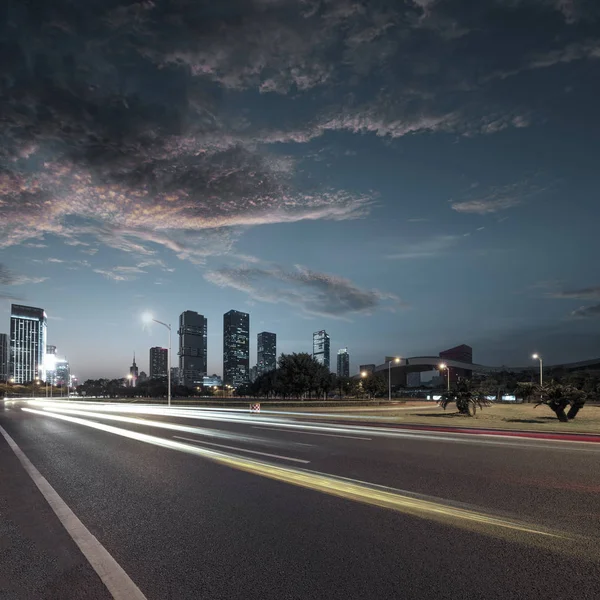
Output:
top-left (2, 400), bottom-right (600, 600)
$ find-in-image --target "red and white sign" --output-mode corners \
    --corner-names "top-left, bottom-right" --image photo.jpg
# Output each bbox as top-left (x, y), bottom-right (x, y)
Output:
top-left (250, 403), bottom-right (261, 413)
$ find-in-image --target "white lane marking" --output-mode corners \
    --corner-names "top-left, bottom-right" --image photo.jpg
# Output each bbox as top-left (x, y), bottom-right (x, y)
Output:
top-left (252, 426), bottom-right (372, 441)
top-left (172, 435), bottom-right (310, 464)
top-left (0, 425), bottom-right (147, 600)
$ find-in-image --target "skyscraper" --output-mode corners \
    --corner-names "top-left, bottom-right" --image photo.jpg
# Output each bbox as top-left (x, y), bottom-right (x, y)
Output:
top-left (337, 348), bottom-right (350, 378)
top-left (0, 333), bottom-right (8, 381)
top-left (312, 330), bottom-right (330, 370)
top-left (149, 346), bottom-right (168, 379)
top-left (257, 331), bottom-right (277, 375)
top-left (223, 310), bottom-right (250, 387)
top-left (178, 311), bottom-right (208, 388)
top-left (129, 353), bottom-right (139, 387)
top-left (10, 304), bottom-right (47, 383)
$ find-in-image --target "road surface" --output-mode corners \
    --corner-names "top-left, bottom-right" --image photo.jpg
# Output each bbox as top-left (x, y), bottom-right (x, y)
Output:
top-left (2, 400), bottom-right (600, 600)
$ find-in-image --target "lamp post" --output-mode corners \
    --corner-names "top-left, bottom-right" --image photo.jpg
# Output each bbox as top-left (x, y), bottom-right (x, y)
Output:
top-left (388, 357), bottom-right (400, 402)
top-left (143, 313), bottom-right (172, 407)
top-left (439, 363), bottom-right (450, 392)
top-left (532, 354), bottom-right (543, 387)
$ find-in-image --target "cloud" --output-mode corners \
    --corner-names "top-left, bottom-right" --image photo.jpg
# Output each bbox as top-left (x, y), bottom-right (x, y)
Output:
top-left (0, 0), bottom-right (596, 266)
top-left (93, 266), bottom-right (147, 282)
top-left (205, 264), bottom-right (405, 318)
top-left (550, 286), bottom-right (600, 300)
top-left (386, 235), bottom-right (462, 259)
top-left (451, 179), bottom-right (551, 215)
top-left (0, 263), bottom-right (47, 299)
top-left (571, 304), bottom-right (600, 318)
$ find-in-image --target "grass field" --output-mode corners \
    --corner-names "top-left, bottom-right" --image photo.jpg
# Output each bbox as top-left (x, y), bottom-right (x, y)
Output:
top-left (271, 402), bottom-right (600, 434)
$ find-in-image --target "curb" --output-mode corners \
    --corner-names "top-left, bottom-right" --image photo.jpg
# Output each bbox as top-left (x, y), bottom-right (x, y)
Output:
top-left (329, 419), bottom-right (600, 444)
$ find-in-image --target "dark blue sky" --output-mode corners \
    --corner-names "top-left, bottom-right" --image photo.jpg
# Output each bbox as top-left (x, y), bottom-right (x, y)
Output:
top-left (1, 0), bottom-right (600, 379)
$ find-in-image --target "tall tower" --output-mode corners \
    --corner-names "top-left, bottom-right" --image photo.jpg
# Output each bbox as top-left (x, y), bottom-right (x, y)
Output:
top-left (178, 311), bottom-right (208, 388)
top-left (312, 330), bottom-right (330, 371)
top-left (9, 304), bottom-right (47, 383)
top-left (337, 348), bottom-right (350, 378)
top-left (0, 333), bottom-right (8, 381)
top-left (223, 310), bottom-right (250, 387)
top-left (129, 353), bottom-right (139, 387)
top-left (257, 332), bottom-right (277, 376)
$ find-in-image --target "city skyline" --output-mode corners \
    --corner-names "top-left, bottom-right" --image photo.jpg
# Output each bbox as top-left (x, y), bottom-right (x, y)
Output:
top-left (2, 1), bottom-right (600, 379)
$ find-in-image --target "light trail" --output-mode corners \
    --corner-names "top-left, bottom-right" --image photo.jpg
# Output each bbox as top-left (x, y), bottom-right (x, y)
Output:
top-left (22, 405), bottom-right (594, 561)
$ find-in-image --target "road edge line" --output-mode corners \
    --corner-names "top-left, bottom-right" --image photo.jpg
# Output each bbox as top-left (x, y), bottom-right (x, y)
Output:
top-left (0, 424), bottom-right (147, 600)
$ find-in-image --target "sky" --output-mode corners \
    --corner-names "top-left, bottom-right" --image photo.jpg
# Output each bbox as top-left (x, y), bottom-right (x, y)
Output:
top-left (1, 0), bottom-right (600, 380)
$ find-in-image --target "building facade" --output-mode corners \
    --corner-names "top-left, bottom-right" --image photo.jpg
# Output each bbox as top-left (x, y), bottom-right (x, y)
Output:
top-left (223, 310), bottom-right (250, 387)
top-left (0, 333), bottom-right (8, 381)
top-left (178, 311), bottom-right (208, 388)
top-left (149, 346), bottom-right (168, 379)
top-left (439, 344), bottom-right (473, 381)
top-left (313, 330), bottom-right (330, 370)
top-left (337, 348), bottom-right (350, 378)
top-left (9, 304), bottom-right (47, 383)
top-left (359, 364), bottom-right (376, 375)
top-left (257, 331), bottom-right (277, 375)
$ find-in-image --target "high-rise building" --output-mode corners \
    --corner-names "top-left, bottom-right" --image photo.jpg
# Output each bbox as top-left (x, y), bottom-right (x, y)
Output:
top-left (129, 353), bottom-right (139, 387)
top-left (0, 333), bottom-right (8, 381)
top-left (312, 330), bottom-right (330, 370)
top-left (223, 310), bottom-right (250, 387)
top-left (178, 311), bottom-right (208, 388)
top-left (46, 345), bottom-right (57, 355)
top-left (149, 346), bottom-right (168, 379)
top-left (257, 331), bottom-right (277, 375)
top-left (9, 304), bottom-right (47, 383)
top-left (54, 358), bottom-right (70, 387)
top-left (337, 348), bottom-right (350, 378)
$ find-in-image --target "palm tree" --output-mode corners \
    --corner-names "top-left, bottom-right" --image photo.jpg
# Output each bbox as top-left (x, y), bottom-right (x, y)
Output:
top-left (532, 380), bottom-right (587, 422)
top-left (438, 379), bottom-right (493, 417)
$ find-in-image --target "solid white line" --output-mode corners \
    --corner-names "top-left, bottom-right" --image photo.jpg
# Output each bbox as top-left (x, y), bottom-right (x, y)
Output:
top-left (0, 425), bottom-right (147, 600)
top-left (252, 426), bottom-right (372, 441)
top-left (172, 435), bottom-right (310, 464)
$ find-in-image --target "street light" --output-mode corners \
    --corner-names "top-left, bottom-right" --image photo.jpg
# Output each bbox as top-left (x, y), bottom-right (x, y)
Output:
top-left (439, 363), bottom-right (450, 392)
top-left (532, 354), bottom-right (543, 387)
top-left (360, 371), bottom-right (368, 378)
top-left (388, 357), bottom-right (401, 402)
top-left (143, 312), bottom-right (172, 407)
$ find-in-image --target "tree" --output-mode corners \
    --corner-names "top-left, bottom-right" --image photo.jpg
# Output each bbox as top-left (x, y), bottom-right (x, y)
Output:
top-left (361, 373), bottom-right (387, 399)
top-left (533, 380), bottom-right (588, 422)
top-left (439, 379), bottom-right (493, 417)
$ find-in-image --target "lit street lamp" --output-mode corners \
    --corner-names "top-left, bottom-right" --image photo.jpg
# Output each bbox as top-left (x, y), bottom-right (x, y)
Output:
top-left (532, 353), bottom-right (543, 387)
top-left (388, 357), bottom-right (400, 402)
top-left (143, 313), bottom-right (172, 407)
top-left (439, 363), bottom-right (450, 392)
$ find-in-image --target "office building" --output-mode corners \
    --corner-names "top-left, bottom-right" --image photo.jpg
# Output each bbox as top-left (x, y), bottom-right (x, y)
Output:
top-left (257, 331), bottom-right (277, 375)
top-left (359, 364), bottom-right (376, 375)
top-left (223, 310), bottom-right (250, 387)
top-left (149, 346), bottom-right (168, 379)
top-left (9, 304), bottom-right (47, 383)
top-left (337, 348), bottom-right (350, 378)
top-left (313, 330), bottom-right (330, 370)
top-left (178, 311), bottom-right (208, 388)
top-left (439, 344), bottom-right (473, 364)
top-left (129, 354), bottom-right (139, 387)
top-left (0, 333), bottom-right (8, 381)
top-left (171, 367), bottom-right (181, 386)
top-left (138, 371), bottom-right (148, 383)
top-left (439, 344), bottom-right (473, 381)
top-left (249, 365), bottom-right (258, 383)
top-left (46, 345), bottom-right (57, 355)
top-left (54, 358), bottom-right (70, 387)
